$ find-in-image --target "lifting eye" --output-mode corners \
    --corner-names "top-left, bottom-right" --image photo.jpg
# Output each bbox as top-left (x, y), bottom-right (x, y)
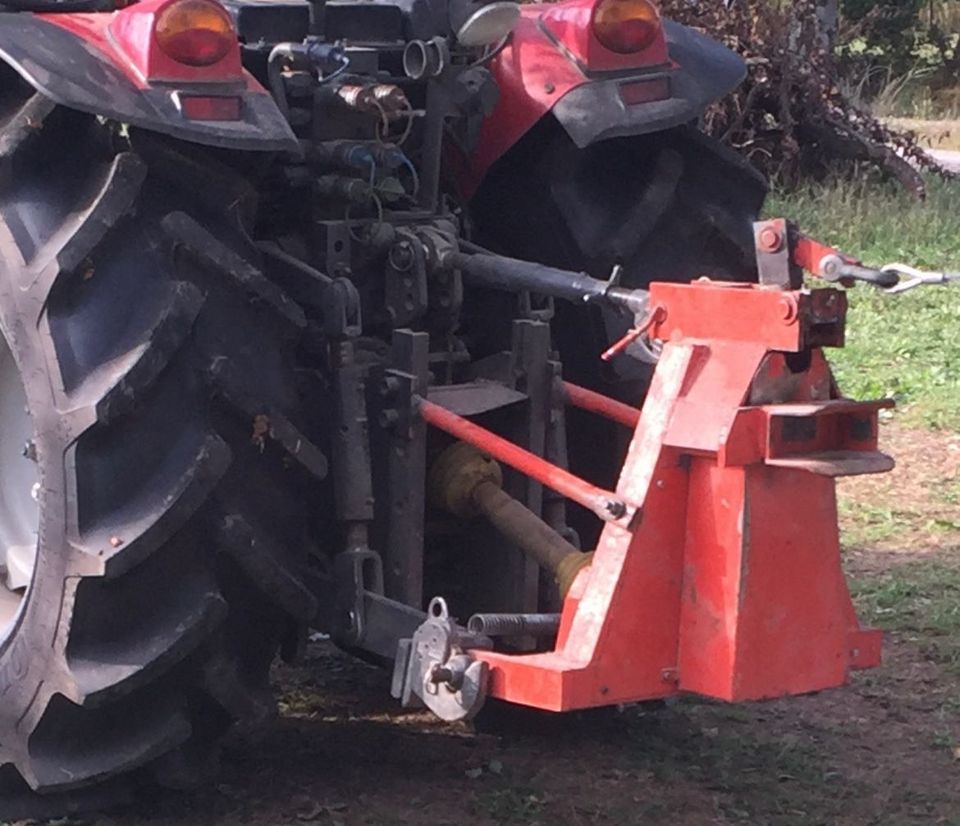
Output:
top-left (591, 0), bottom-right (661, 54)
top-left (155, 0), bottom-right (236, 67)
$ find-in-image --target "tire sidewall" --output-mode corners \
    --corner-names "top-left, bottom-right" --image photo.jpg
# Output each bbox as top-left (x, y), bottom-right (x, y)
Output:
top-left (0, 228), bottom-right (75, 748)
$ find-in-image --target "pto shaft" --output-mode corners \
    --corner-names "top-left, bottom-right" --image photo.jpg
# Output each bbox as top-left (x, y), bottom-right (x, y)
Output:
top-left (428, 442), bottom-right (591, 596)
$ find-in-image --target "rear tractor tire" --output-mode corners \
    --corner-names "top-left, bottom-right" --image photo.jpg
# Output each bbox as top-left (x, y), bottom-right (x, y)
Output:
top-left (0, 83), bottom-right (321, 817)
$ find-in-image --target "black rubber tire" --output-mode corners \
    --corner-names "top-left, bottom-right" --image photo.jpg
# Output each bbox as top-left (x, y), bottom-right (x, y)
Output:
top-left (467, 117), bottom-right (768, 368)
top-left (470, 117), bottom-right (768, 286)
top-left (468, 116), bottom-right (767, 552)
top-left (0, 81), bottom-right (321, 818)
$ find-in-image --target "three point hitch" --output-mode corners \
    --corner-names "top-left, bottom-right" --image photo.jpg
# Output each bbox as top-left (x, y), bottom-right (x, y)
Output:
top-left (392, 219), bottom-right (954, 722)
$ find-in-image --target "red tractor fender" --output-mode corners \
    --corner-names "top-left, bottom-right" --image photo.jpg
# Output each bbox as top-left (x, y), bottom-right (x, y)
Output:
top-left (464, 0), bottom-right (747, 196)
top-left (0, 0), bottom-right (296, 152)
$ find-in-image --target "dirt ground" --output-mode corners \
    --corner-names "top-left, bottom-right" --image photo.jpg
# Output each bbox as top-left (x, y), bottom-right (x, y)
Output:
top-left (83, 423), bottom-right (960, 826)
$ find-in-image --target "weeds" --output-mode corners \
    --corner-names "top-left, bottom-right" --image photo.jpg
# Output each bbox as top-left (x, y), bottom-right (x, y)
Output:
top-left (624, 702), bottom-right (859, 825)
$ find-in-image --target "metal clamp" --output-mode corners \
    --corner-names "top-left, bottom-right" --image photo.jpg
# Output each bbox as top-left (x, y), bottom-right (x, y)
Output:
top-left (391, 597), bottom-right (491, 721)
top-left (880, 263), bottom-right (960, 294)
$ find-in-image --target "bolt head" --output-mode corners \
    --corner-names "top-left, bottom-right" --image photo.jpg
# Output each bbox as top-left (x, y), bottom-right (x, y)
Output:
top-left (778, 295), bottom-right (799, 323)
top-left (758, 226), bottom-right (783, 253)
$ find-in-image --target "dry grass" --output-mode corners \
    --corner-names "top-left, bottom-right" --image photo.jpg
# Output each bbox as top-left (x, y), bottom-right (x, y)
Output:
top-left (884, 117), bottom-right (960, 151)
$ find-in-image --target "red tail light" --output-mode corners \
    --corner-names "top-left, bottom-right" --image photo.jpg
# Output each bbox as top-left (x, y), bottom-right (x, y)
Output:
top-left (591, 0), bottom-right (660, 54)
top-left (155, 0), bottom-right (235, 67)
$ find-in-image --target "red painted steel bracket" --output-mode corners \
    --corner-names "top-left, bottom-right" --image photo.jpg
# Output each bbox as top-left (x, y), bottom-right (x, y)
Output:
top-left (441, 280), bottom-right (888, 711)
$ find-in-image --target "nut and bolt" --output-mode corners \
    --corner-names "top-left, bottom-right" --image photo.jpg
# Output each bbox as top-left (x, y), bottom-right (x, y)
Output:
top-left (429, 664), bottom-right (454, 684)
top-left (380, 376), bottom-right (401, 398)
top-left (758, 225), bottom-right (784, 253)
top-left (778, 295), bottom-right (799, 323)
top-left (429, 661), bottom-right (464, 690)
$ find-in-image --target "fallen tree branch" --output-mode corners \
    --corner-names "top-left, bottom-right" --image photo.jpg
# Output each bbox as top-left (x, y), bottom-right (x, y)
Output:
top-left (661, 0), bottom-right (958, 196)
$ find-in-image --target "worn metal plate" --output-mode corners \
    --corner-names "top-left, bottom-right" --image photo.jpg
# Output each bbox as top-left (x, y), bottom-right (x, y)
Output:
top-left (427, 381), bottom-right (527, 417)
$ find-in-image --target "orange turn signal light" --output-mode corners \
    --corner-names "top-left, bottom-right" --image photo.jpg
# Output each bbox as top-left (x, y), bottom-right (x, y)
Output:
top-left (591, 0), bottom-right (661, 54)
top-left (155, 0), bottom-right (236, 67)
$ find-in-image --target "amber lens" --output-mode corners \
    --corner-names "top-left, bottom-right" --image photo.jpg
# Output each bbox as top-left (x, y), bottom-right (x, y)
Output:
top-left (592, 0), bottom-right (660, 54)
top-left (155, 0), bottom-right (235, 67)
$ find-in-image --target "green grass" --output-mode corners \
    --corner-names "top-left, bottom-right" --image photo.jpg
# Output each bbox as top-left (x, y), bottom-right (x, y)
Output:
top-left (851, 559), bottom-right (960, 672)
top-left (837, 499), bottom-right (921, 546)
top-left (767, 178), bottom-right (960, 428)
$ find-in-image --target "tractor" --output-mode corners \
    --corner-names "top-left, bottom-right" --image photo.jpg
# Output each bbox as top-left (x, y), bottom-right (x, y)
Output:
top-left (0, 0), bottom-right (915, 814)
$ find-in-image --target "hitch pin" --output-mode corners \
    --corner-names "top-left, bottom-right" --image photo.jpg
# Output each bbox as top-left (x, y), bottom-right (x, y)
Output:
top-left (601, 304), bottom-right (665, 362)
top-left (881, 263), bottom-right (960, 294)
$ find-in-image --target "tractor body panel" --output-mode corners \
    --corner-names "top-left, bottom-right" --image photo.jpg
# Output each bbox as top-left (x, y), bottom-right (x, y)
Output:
top-left (465, 1), bottom-right (746, 193)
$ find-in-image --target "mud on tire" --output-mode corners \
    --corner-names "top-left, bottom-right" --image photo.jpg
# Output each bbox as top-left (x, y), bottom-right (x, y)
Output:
top-left (0, 79), bottom-right (320, 817)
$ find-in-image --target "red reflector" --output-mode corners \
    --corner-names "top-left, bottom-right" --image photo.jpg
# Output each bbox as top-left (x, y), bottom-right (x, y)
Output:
top-left (180, 95), bottom-right (242, 121)
top-left (618, 76), bottom-right (670, 106)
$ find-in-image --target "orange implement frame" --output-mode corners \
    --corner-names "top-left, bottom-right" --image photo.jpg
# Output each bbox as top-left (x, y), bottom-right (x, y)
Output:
top-left (425, 280), bottom-right (887, 711)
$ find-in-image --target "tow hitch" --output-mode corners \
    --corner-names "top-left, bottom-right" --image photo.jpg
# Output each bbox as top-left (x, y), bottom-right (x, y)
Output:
top-left (389, 218), bottom-right (956, 720)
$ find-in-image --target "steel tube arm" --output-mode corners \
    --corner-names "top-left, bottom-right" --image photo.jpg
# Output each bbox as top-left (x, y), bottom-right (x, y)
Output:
top-left (418, 398), bottom-right (631, 523)
top-left (562, 381), bottom-right (641, 429)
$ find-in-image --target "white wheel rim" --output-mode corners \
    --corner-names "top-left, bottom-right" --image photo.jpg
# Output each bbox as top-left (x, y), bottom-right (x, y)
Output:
top-left (0, 333), bottom-right (38, 643)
